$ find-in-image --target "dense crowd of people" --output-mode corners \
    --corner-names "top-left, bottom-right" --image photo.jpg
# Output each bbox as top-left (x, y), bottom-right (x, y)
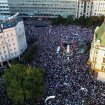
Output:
top-left (1, 18), bottom-right (105, 105)
top-left (25, 19), bottom-right (105, 105)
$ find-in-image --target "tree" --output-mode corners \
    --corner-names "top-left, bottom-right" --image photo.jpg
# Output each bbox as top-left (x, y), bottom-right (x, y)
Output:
top-left (85, 17), bottom-right (93, 27)
top-left (3, 64), bottom-right (45, 105)
top-left (24, 43), bottom-right (38, 63)
top-left (66, 15), bottom-right (73, 25)
top-left (98, 15), bottom-right (104, 26)
top-left (51, 15), bottom-right (64, 25)
top-left (57, 15), bottom-right (63, 24)
top-left (78, 16), bottom-right (86, 26)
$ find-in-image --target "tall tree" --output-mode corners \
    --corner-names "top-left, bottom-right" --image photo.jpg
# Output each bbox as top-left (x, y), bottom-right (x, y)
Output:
top-left (3, 64), bottom-right (45, 105)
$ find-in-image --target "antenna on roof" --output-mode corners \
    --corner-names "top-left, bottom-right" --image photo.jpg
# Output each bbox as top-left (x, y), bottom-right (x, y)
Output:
top-left (13, 12), bottom-right (19, 18)
top-left (8, 12), bottom-right (19, 21)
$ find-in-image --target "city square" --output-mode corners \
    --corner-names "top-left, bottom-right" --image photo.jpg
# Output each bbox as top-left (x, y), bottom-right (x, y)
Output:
top-left (0, 0), bottom-right (105, 105)
top-left (24, 18), bottom-right (105, 105)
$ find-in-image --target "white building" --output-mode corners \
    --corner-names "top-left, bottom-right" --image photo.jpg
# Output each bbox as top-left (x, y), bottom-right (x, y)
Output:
top-left (0, 0), bottom-right (105, 19)
top-left (76, 0), bottom-right (93, 18)
top-left (8, 0), bottom-right (78, 18)
top-left (89, 19), bottom-right (105, 82)
top-left (92, 0), bottom-right (105, 16)
top-left (0, 15), bottom-right (27, 64)
top-left (0, 0), bottom-right (10, 20)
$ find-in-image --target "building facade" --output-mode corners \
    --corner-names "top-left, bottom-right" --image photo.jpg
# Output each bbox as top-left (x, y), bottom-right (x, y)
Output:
top-left (76, 0), bottom-right (93, 18)
top-left (0, 0), bottom-right (105, 19)
top-left (0, 0), bottom-right (10, 20)
top-left (0, 15), bottom-right (27, 64)
top-left (89, 19), bottom-right (105, 82)
top-left (92, 0), bottom-right (105, 16)
top-left (7, 0), bottom-right (78, 18)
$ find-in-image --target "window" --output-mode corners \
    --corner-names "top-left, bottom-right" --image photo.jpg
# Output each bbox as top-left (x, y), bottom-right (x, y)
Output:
top-left (96, 50), bottom-right (98, 54)
top-left (1, 56), bottom-right (3, 60)
top-left (11, 33), bottom-right (13, 36)
top-left (4, 51), bottom-right (6, 53)
top-left (101, 66), bottom-right (104, 71)
top-left (7, 34), bottom-right (9, 37)
top-left (103, 58), bottom-right (105, 63)
top-left (3, 46), bottom-right (5, 49)
top-left (94, 57), bottom-right (97, 62)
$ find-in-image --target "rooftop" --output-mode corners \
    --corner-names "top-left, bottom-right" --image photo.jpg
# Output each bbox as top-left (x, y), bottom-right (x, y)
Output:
top-left (95, 22), bottom-right (105, 46)
top-left (0, 16), bottom-right (23, 32)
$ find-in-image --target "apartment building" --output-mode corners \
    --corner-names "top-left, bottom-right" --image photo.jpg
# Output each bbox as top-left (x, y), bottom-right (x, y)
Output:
top-left (0, 14), bottom-right (27, 64)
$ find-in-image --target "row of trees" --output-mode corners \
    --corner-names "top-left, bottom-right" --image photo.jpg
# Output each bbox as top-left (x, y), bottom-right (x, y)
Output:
top-left (51, 15), bottom-right (74, 25)
top-left (3, 64), bottom-right (45, 105)
top-left (51, 15), bottom-right (104, 27)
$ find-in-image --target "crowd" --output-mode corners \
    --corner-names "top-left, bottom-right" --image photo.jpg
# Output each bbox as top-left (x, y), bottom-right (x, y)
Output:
top-left (28, 20), bottom-right (105, 105)
top-left (0, 18), bottom-right (105, 105)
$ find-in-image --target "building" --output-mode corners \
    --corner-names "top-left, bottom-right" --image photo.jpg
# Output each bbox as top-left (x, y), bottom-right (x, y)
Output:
top-left (0, 0), bottom-right (105, 19)
top-left (0, 0), bottom-right (10, 20)
top-left (0, 14), bottom-right (27, 64)
top-left (76, 0), bottom-right (93, 18)
top-left (7, 0), bottom-right (78, 18)
top-left (92, 0), bottom-right (105, 16)
top-left (89, 18), bottom-right (105, 82)
top-left (76, 0), bottom-right (105, 18)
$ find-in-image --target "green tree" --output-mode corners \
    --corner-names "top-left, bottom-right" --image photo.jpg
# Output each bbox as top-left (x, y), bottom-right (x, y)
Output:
top-left (74, 18), bottom-right (79, 25)
top-left (3, 64), bottom-right (45, 105)
top-left (24, 43), bottom-right (38, 63)
top-left (78, 16), bottom-right (85, 26)
top-left (66, 15), bottom-right (73, 25)
top-left (51, 15), bottom-right (64, 25)
top-left (51, 18), bottom-right (58, 25)
top-left (57, 15), bottom-right (63, 24)
top-left (98, 15), bottom-right (104, 26)
top-left (84, 17), bottom-right (93, 27)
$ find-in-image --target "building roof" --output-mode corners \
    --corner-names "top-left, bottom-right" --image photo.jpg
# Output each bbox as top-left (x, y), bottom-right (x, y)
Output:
top-left (95, 23), bottom-right (105, 46)
top-left (0, 16), bottom-right (23, 32)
